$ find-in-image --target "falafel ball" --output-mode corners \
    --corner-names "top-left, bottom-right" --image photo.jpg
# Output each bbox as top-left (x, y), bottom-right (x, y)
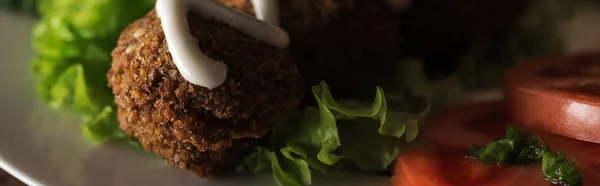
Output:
top-left (218, 0), bottom-right (400, 97)
top-left (399, 0), bottom-right (530, 79)
top-left (107, 10), bottom-right (305, 177)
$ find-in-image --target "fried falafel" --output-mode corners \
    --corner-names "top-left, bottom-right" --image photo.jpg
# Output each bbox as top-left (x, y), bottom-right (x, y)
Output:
top-left (218, 0), bottom-right (400, 97)
top-left (107, 10), bottom-right (304, 177)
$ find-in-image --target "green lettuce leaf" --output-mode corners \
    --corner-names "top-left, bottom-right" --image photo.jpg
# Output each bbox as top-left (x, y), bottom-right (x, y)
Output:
top-left (82, 106), bottom-right (123, 143)
top-left (31, 0), bottom-right (154, 144)
top-left (279, 109), bottom-right (330, 172)
top-left (238, 147), bottom-right (273, 173)
top-left (285, 82), bottom-right (423, 169)
top-left (238, 147), bottom-right (312, 186)
top-left (275, 149), bottom-right (312, 186)
top-left (336, 118), bottom-right (410, 171)
top-left (239, 82), bottom-right (425, 185)
top-left (386, 59), bottom-right (464, 112)
top-left (36, 0), bottom-right (155, 39)
top-left (48, 64), bottom-right (98, 113)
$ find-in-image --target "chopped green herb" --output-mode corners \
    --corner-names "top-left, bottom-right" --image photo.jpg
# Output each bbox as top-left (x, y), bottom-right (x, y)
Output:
top-left (468, 126), bottom-right (583, 186)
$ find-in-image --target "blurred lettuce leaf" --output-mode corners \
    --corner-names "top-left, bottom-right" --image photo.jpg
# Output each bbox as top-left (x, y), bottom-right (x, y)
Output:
top-left (238, 147), bottom-right (273, 173)
top-left (455, 0), bottom-right (575, 90)
top-left (517, 0), bottom-right (574, 56)
top-left (37, 0), bottom-right (155, 39)
top-left (31, 0), bottom-right (154, 144)
top-left (238, 82), bottom-right (426, 185)
top-left (82, 106), bottom-right (122, 143)
top-left (385, 59), bottom-right (464, 112)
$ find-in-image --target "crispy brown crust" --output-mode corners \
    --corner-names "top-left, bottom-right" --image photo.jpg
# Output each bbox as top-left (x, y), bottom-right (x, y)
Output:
top-left (108, 10), bottom-right (304, 176)
top-left (218, 0), bottom-right (400, 96)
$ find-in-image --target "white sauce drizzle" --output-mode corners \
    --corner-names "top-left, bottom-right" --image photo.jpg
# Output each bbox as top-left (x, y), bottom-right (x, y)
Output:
top-left (156, 0), bottom-right (289, 89)
top-left (250, 0), bottom-right (280, 26)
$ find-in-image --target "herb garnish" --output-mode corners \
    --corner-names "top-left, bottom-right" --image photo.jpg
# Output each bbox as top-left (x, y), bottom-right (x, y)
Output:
top-left (468, 126), bottom-right (583, 186)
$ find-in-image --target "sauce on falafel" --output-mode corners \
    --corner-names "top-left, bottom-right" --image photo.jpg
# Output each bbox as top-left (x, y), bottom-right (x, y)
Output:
top-left (156, 0), bottom-right (289, 89)
top-left (250, 0), bottom-right (280, 25)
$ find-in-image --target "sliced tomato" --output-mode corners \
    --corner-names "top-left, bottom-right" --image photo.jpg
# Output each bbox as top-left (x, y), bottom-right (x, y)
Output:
top-left (393, 102), bottom-right (600, 186)
top-left (393, 144), bottom-right (451, 186)
top-left (505, 52), bottom-right (600, 143)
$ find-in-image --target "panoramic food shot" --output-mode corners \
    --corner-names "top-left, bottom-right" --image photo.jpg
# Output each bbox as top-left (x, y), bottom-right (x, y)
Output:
top-left (0, 0), bottom-right (598, 185)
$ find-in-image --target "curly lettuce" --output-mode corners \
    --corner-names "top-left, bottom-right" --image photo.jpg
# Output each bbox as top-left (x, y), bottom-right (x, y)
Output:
top-left (238, 82), bottom-right (428, 186)
top-left (31, 0), bottom-right (154, 144)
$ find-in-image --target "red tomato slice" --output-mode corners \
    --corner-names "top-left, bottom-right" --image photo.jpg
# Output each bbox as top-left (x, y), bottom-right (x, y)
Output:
top-left (393, 102), bottom-right (600, 186)
top-left (505, 52), bottom-right (600, 143)
top-left (393, 144), bottom-right (451, 186)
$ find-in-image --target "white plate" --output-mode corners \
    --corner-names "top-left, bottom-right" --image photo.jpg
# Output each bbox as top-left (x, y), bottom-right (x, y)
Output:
top-left (0, 3), bottom-right (599, 186)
